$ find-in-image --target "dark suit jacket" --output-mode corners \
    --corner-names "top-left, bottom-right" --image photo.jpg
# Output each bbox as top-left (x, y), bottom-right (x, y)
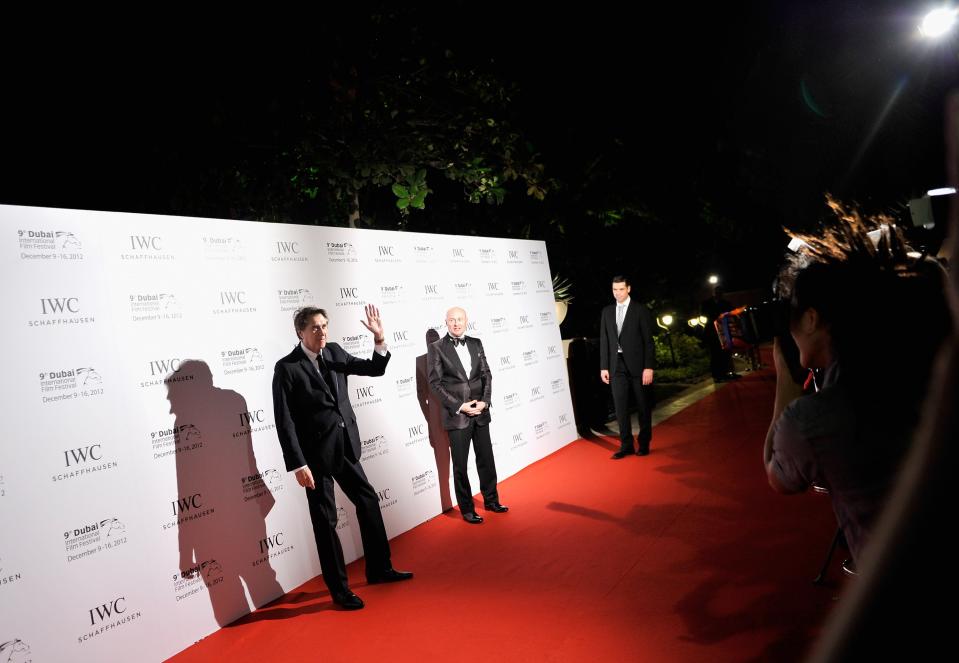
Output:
top-left (272, 343), bottom-right (390, 475)
top-left (600, 300), bottom-right (656, 376)
top-left (427, 334), bottom-right (492, 431)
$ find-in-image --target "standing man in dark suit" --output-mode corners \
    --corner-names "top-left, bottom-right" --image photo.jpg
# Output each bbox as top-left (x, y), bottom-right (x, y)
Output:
top-left (600, 276), bottom-right (656, 458)
top-left (272, 304), bottom-right (412, 610)
top-left (427, 306), bottom-right (509, 524)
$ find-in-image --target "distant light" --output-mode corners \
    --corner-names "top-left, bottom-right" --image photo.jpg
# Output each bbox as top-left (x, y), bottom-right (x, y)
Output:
top-left (787, 237), bottom-right (807, 252)
top-left (919, 7), bottom-right (957, 38)
top-left (661, 315), bottom-right (674, 326)
top-left (928, 187), bottom-right (957, 196)
top-left (699, 315), bottom-right (708, 325)
top-left (688, 317), bottom-right (700, 328)
top-left (907, 251), bottom-right (923, 259)
top-left (707, 275), bottom-right (719, 285)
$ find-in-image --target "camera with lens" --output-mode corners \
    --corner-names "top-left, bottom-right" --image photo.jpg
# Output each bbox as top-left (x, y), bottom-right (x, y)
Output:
top-left (715, 299), bottom-right (790, 351)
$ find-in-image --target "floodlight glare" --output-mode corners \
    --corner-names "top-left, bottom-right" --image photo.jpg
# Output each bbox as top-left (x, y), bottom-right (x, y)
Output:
top-left (928, 187), bottom-right (957, 196)
top-left (919, 7), bottom-right (957, 38)
top-left (708, 275), bottom-right (719, 285)
top-left (661, 315), bottom-right (674, 326)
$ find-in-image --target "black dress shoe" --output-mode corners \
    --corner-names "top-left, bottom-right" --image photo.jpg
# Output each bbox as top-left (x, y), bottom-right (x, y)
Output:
top-left (611, 450), bottom-right (634, 459)
top-left (367, 568), bottom-right (414, 584)
top-left (331, 590), bottom-right (364, 610)
top-left (462, 512), bottom-right (484, 524)
top-left (483, 502), bottom-right (509, 513)
top-left (636, 448), bottom-right (650, 456)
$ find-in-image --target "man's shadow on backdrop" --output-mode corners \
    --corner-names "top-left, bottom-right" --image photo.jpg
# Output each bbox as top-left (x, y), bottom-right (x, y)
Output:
top-left (167, 359), bottom-right (283, 626)
top-left (416, 328), bottom-right (453, 513)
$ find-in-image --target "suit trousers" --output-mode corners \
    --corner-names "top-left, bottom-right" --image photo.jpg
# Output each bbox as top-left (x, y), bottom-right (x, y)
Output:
top-left (448, 419), bottom-right (499, 513)
top-left (303, 435), bottom-right (391, 595)
top-left (612, 353), bottom-right (652, 452)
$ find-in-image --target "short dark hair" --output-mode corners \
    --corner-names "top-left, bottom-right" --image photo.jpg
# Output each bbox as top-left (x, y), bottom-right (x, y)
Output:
top-left (612, 275), bottom-right (630, 286)
top-left (293, 307), bottom-right (328, 336)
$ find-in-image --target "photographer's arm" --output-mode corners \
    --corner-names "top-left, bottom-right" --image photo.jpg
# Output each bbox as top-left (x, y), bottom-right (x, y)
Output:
top-left (764, 338), bottom-right (805, 493)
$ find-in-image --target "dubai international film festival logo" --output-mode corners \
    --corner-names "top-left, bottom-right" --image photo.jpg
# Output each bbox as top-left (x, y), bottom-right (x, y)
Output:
top-left (340, 332), bottom-right (369, 354)
top-left (326, 241), bottom-right (358, 263)
top-left (539, 311), bottom-right (554, 326)
top-left (501, 391), bottom-right (522, 411)
top-left (412, 244), bottom-right (436, 263)
top-left (39, 366), bottom-right (104, 405)
top-left (148, 423), bottom-right (203, 462)
top-left (336, 505), bottom-right (350, 531)
top-left (506, 249), bottom-right (523, 264)
top-left (221, 346), bottom-right (265, 376)
top-left (28, 296), bottom-right (94, 328)
top-left (122, 233), bottom-right (174, 261)
top-left (452, 281), bottom-right (473, 299)
top-left (484, 281), bottom-right (504, 297)
top-left (490, 316), bottom-right (509, 334)
top-left (421, 282), bottom-right (443, 301)
top-left (380, 283), bottom-right (406, 304)
top-left (516, 314), bottom-right (533, 330)
top-left (63, 516), bottom-right (129, 563)
top-left (535, 420), bottom-right (551, 439)
top-left (529, 249), bottom-right (545, 264)
top-left (213, 290), bottom-right (257, 315)
top-left (405, 423), bottom-right (428, 448)
top-left (551, 377), bottom-right (566, 394)
top-left (522, 349), bottom-right (539, 366)
top-left (411, 469), bottom-right (437, 497)
top-left (78, 596), bottom-right (142, 645)
top-left (510, 280), bottom-right (527, 295)
top-left (374, 244), bottom-right (402, 263)
top-left (255, 530), bottom-right (293, 567)
top-left (53, 442), bottom-right (119, 484)
top-left (173, 558), bottom-right (224, 601)
top-left (201, 235), bottom-right (245, 260)
top-left (17, 227), bottom-right (84, 261)
top-left (0, 638), bottom-right (31, 662)
top-left (511, 431), bottom-right (527, 450)
top-left (362, 434), bottom-right (390, 460)
top-left (241, 467), bottom-right (285, 502)
top-left (395, 374), bottom-right (415, 398)
top-left (478, 248), bottom-right (498, 264)
top-left (273, 240), bottom-right (307, 262)
top-left (277, 287), bottom-right (314, 312)
top-left (128, 292), bottom-right (182, 322)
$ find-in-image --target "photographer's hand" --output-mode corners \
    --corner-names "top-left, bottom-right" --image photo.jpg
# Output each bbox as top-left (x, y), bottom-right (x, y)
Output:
top-left (763, 337), bottom-right (804, 493)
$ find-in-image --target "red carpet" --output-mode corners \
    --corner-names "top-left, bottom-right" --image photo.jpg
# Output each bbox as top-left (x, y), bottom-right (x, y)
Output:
top-left (169, 367), bottom-right (846, 662)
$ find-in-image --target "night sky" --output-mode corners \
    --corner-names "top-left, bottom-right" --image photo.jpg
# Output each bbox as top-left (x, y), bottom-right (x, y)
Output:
top-left (2, 2), bottom-right (955, 324)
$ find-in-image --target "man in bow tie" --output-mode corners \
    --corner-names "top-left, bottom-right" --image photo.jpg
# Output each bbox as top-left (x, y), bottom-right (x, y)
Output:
top-left (272, 304), bottom-right (412, 610)
top-left (427, 306), bottom-right (508, 524)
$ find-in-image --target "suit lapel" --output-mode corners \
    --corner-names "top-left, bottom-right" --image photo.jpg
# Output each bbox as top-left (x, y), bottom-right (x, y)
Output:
top-left (295, 346), bottom-right (333, 397)
top-left (441, 336), bottom-right (470, 380)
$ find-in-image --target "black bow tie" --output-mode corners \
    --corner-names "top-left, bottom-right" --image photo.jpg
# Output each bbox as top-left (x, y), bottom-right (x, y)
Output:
top-left (450, 336), bottom-right (467, 347)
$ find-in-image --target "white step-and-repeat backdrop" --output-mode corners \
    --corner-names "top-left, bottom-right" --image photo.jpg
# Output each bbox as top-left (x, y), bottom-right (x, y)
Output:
top-left (0, 205), bottom-right (576, 662)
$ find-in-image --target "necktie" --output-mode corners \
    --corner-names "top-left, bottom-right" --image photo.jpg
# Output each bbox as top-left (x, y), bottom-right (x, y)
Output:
top-left (616, 305), bottom-right (625, 334)
top-left (319, 351), bottom-right (338, 397)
